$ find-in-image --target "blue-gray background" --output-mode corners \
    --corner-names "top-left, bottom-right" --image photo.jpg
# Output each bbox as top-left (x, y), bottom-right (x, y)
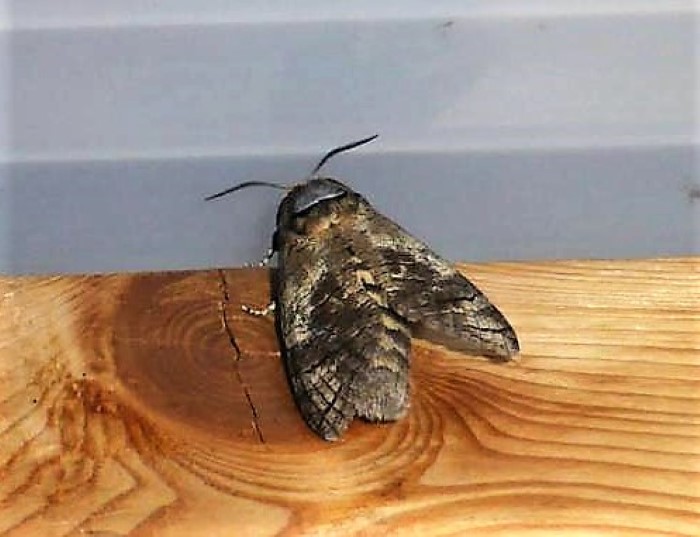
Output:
top-left (0, 1), bottom-right (697, 274)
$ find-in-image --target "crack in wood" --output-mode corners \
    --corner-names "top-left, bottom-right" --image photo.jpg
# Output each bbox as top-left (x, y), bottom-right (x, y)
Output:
top-left (216, 270), bottom-right (266, 444)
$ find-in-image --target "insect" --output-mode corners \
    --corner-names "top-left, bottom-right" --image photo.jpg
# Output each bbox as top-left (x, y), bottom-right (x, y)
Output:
top-left (206, 135), bottom-right (519, 441)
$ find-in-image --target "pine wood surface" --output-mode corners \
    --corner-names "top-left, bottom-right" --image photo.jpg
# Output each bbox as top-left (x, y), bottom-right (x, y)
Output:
top-left (0, 258), bottom-right (698, 536)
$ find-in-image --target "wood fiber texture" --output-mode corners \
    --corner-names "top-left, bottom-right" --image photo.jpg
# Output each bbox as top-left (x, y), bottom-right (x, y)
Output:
top-left (0, 259), bottom-right (698, 536)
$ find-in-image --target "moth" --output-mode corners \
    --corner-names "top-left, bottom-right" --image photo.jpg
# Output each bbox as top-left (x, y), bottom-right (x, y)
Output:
top-left (206, 135), bottom-right (519, 441)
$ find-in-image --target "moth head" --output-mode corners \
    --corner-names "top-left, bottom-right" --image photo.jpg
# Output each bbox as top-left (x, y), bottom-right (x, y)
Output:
top-left (286, 177), bottom-right (349, 214)
top-left (274, 177), bottom-right (353, 233)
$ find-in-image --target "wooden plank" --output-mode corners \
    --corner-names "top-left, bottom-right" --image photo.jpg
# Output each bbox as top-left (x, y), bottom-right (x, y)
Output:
top-left (0, 258), bottom-right (698, 536)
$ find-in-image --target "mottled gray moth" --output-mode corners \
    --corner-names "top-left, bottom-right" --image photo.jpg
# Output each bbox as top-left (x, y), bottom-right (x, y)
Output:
top-left (206, 135), bottom-right (519, 441)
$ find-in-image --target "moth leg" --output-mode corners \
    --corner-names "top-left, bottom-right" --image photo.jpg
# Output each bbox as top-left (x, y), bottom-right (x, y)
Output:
top-left (242, 302), bottom-right (276, 317)
top-left (244, 247), bottom-right (275, 268)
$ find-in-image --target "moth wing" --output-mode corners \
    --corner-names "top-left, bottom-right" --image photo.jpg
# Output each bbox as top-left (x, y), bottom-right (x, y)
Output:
top-left (360, 206), bottom-right (519, 360)
top-left (277, 245), bottom-right (412, 441)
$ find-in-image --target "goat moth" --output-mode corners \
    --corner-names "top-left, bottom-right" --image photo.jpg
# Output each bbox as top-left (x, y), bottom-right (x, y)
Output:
top-left (206, 135), bottom-right (519, 441)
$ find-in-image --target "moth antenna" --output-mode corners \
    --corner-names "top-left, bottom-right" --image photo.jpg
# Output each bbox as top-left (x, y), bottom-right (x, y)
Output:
top-left (205, 135), bottom-right (378, 200)
top-left (204, 180), bottom-right (288, 201)
top-left (310, 134), bottom-right (379, 176)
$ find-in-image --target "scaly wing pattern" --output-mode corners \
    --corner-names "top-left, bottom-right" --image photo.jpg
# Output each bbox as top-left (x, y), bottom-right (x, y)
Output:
top-left (276, 233), bottom-right (412, 441)
top-left (355, 200), bottom-right (520, 360)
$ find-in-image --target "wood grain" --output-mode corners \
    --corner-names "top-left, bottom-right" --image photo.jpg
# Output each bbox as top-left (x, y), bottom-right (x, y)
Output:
top-left (0, 259), bottom-right (698, 536)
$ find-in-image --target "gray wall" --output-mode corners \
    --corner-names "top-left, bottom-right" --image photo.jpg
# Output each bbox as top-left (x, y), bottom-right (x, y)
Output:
top-left (1, 2), bottom-right (697, 274)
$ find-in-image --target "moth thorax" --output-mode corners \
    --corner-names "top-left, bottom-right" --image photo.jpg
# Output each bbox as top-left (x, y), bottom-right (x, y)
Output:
top-left (294, 208), bottom-right (342, 236)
